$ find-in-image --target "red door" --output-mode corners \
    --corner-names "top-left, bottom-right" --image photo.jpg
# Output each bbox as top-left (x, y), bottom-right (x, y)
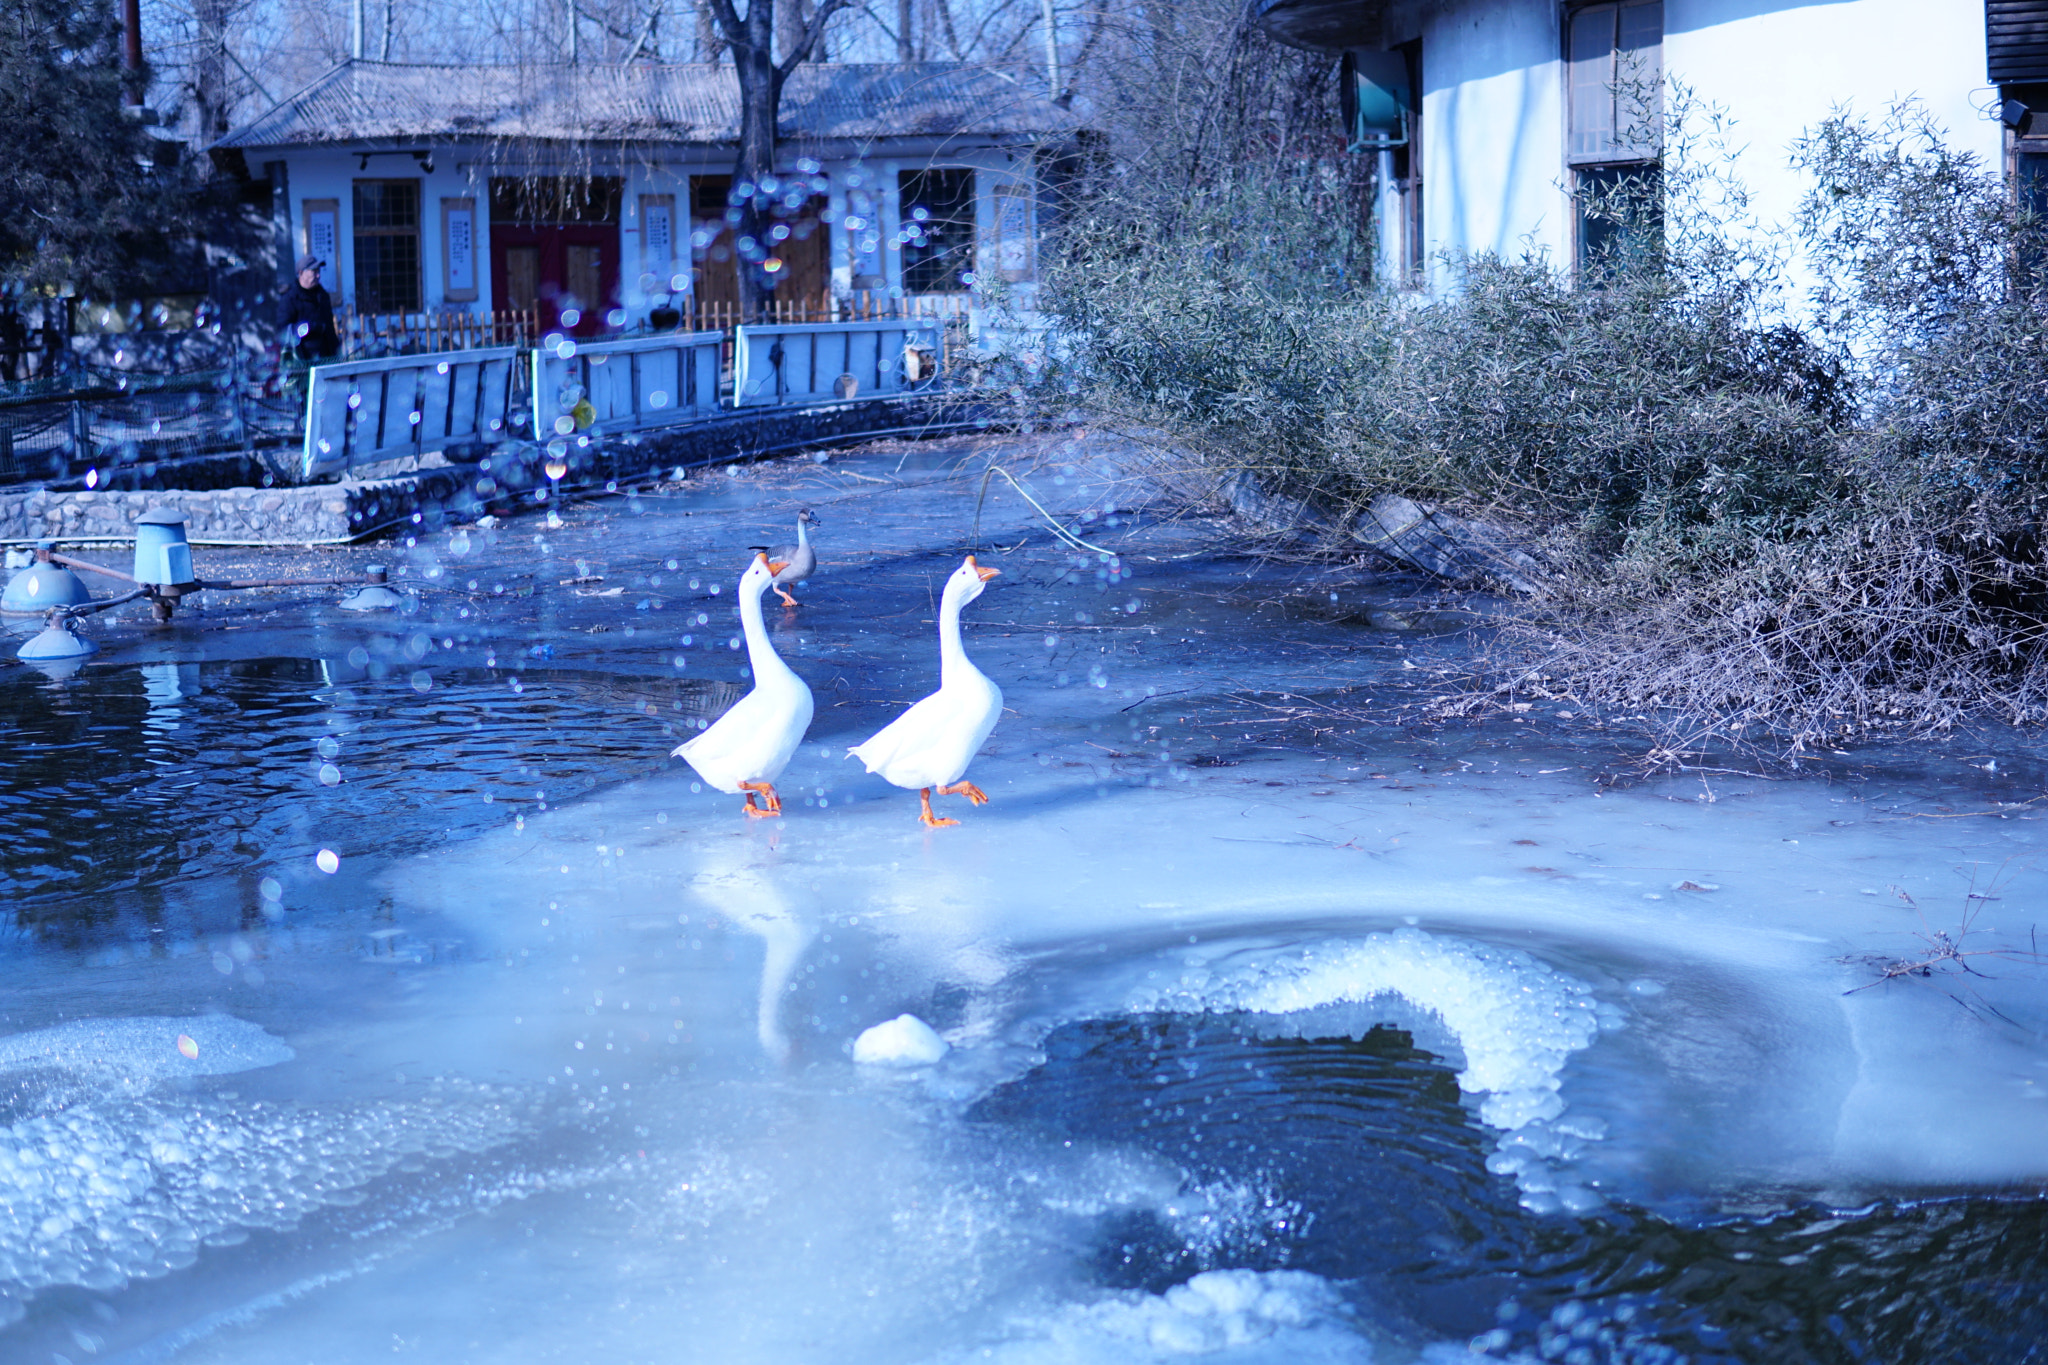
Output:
top-left (490, 224), bottom-right (619, 337)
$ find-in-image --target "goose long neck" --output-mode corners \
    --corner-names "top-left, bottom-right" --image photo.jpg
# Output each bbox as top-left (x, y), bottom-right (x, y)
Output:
top-left (795, 519), bottom-right (809, 549)
top-left (938, 585), bottom-right (972, 684)
top-left (739, 577), bottom-right (790, 682)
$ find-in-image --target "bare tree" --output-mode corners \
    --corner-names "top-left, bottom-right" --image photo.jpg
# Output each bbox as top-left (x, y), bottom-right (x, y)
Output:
top-left (696, 0), bottom-right (850, 317)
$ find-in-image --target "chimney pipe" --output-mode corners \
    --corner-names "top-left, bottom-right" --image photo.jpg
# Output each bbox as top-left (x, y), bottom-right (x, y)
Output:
top-left (120, 0), bottom-right (144, 106)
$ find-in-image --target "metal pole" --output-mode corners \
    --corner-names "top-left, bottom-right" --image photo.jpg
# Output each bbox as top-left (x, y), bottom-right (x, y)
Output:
top-left (351, 0), bottom-right (364, 59)
top-left (120, 0), bottom-right (145, 105)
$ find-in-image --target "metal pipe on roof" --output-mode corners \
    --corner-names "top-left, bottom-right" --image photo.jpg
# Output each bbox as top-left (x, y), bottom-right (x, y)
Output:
top-left (120, 0), bottom-right (144, 106)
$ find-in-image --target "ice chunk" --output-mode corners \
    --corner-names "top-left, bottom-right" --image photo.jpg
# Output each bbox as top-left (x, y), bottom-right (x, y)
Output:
top-left (1129, 928), bottom-right (1602, 1136)
top-left (854, 1014), bottom-right (949, 1067)
top-left (931, 1268), bottom-right (1366, 1363)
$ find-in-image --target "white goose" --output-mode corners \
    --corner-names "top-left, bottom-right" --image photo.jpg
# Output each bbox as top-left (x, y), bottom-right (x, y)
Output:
top-left (672, 552), bottom-right (815, 817)
top-left (848, 555), bottom-right (1003, 827)
top-left (769, 509), bottom-right (819, 607)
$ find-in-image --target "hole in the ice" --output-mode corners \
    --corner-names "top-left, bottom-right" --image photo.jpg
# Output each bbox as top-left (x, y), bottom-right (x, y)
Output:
top-left (970, 1013), bottom-right (2048, 1359)
top-left (971, 1014), bottom-right (1525, 1302)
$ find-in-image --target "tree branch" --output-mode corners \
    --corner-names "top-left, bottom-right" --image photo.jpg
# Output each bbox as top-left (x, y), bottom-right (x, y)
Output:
top-left (701, 0), bottom-right (746, 51)
top-left (776, 0), bottom-right (850, 78)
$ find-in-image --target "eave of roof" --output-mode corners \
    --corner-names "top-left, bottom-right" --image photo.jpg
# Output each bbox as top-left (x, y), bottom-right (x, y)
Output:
top-left (214, 60), bottom-right (1082, 152)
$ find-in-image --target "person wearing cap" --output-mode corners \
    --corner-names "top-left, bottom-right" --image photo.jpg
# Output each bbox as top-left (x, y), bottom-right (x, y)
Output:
top-left (278, 254), bottom-right (340, 359)
top-left (276, 253), bottom-right (339, 405)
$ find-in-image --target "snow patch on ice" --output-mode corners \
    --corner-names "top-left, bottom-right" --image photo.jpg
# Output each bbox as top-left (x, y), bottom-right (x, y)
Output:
top-left (935, 1268), bottom-right (1367, 1363)
top-left (1126, 928), bottom-right (1609, 1211)
top-left (0, 1015), bottom-right (295, 1090)
top-left (0, 1081), bottom-right (536, 1324)
top-left (855, 1014), bottom-right (949, 1067)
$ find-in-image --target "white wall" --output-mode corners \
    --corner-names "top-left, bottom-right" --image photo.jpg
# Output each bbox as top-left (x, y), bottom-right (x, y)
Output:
top-left (1420, 0), bottom-right (1571, 273)
top-left (275, 143), bottom-right (1049, 324)
top-left (284, 151), bottom-right (494, 314)
top-left (1665, 0), bottom-right (2000, 304)
top-left (1408, 0), bottom-right (1999, 301)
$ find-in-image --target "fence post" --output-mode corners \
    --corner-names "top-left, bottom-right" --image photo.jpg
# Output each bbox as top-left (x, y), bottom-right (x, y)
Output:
top-left (230, 346), bottom-right (251, 451)
top-left (67, 400), bottom-right (90, 469)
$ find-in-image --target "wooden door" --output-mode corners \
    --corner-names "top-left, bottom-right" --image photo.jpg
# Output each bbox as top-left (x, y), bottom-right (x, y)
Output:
top-left (503, 246), bottom-right (540, 311)
top-left (767, 195), bottom-right (829, 317)
top-left (689, 175), bottom-right (741, 323)
top-left (490, 226), bottom-right (617, 336)
top-left (689, 176), bottom-right (832, 320)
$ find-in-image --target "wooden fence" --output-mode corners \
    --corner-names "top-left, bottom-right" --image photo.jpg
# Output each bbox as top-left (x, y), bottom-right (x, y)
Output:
top-left (336, 292), bottom-right (974, 359)
top-left (338, 308), bottom-right (541, 357)
top-left (677, 291), bottom-right (973, 330)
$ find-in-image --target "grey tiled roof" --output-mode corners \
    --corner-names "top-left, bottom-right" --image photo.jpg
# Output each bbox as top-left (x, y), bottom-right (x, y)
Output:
top-left (214, 60), bottom-right (1079, 149)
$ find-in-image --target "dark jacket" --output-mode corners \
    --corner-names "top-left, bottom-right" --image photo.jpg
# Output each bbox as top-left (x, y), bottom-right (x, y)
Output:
top-left (277, 281), bottom-right (340, 359)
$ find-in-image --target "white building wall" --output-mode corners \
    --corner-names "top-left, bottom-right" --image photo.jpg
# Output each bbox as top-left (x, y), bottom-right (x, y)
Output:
top-left (272, 144), bottom-right (1050, 327)
top-left (282, 151), bottom-right (499, 315)
top-left (1420, 0), bottom-right (1571, 273)
top-left (1664, 0), bottom-right (1999, 284)
top-left (1410, 0), bottom-right (1999, 300)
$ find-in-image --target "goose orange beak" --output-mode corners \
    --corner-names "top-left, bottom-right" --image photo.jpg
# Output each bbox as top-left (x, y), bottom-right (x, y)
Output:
top-left (966, 555), bottom-right (1001, 582)
top-left (768, 560), bottom-right (790, 575)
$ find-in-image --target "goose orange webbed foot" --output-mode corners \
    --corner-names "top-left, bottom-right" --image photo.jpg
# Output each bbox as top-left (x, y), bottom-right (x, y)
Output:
top-left (917, 788), bottom-right (960, 828)
top-left (740, 781), bottom-right (783, 818)
top-left (773, 587), bottom-right (799, 608)
top-left (936, 780), bottom-right (989, 806)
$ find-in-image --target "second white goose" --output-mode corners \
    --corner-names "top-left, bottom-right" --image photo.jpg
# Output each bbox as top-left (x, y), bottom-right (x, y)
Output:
top-left (848, 555), bottom-right (1003, 827)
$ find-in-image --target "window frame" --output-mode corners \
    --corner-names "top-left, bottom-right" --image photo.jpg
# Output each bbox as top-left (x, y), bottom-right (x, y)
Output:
top-left (1565, 0), bottom-right (1663, 169)
top-left (351, 178), bottom-right (423, 314)
top-left (897, 167), bottom-right (977, 295)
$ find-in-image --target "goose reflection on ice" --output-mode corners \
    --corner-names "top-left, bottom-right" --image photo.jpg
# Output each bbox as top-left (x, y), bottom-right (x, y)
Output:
top-left (687, 836), bottom-right (813, 1063)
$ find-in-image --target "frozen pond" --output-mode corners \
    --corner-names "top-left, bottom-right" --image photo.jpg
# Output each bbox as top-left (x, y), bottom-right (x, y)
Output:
top-left (3, 433), bottom-right (2047, 1363)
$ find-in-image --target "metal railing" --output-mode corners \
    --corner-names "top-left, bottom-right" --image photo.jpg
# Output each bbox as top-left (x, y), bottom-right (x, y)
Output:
top-left (730, 319), bottom-right (944, 407)
top-left (529, 330), bottom-right (724, 443)
top-left (295, 312), bottom-right (967, 481)
top-left (301, 347), bottom-right (521, 480)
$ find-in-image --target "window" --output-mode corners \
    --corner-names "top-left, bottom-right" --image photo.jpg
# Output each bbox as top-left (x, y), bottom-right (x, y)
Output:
top-left (1387, 40), bottom-right (1424, 284)
top-left (1567, 1), bottom-right (1662, 166)
top-left (898, 168), bottom-right (976, 293)
top-left (1567, 2), bottom-right (1662, 272)
top-left (2018, 141), bottom-right (2048, 285)
top-left (353, 180), bottom-right (421, 313)
top-left (1575, 163), bottom-right (1663, 274)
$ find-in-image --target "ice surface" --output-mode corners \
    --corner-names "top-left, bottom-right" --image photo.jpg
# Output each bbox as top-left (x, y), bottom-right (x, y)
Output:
top-left (1126, 931), bottom-right (1602, 1125)
top-left (930, 1269), bottom-right (1369, 1364)
top-left (1118, 929), bottom-right (1609, 1208)
top-left (854, 1013), bottom-right (950, 1066)
top-left (8, 437), bottom-right (2048, 1362)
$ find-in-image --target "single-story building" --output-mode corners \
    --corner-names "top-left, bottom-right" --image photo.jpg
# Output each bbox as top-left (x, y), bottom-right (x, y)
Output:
top-left (211, 60), bottom-right (1080, 338)
top-left (1254, 0), bottom-right (2027, 291)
